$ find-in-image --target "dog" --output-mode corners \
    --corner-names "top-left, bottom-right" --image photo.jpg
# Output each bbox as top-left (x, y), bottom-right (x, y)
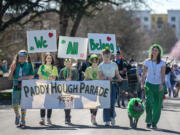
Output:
top-left (127, 98), bottom-right (144, 128)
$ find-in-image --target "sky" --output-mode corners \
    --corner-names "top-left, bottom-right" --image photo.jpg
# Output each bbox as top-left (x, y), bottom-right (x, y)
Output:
top-left (145, 0), bottom-right (180, 13)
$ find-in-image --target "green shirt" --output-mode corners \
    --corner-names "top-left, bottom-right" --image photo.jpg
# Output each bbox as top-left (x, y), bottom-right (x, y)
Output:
top-left (38, 65), bottom-right (58, 80)
top-left (13, 62), bottom-right (34, 90)
top-left (84, 66), bottom-right (98, 80)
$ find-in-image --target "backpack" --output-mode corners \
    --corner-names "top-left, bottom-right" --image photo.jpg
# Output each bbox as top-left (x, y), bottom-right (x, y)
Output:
top-left (127, 68), bottom-right (138, 85)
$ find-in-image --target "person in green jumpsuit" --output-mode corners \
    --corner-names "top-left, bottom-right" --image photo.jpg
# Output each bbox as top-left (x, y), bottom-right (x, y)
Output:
top-left (141, 44), bottom-right (166, 129)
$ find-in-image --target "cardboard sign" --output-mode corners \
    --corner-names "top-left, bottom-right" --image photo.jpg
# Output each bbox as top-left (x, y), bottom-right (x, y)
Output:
top-left (58, 36), bottom-right (88, 60)
top-left (88, 33), bottom-right (117, 54)
top-left (27, 30), bottom-right (57, 53)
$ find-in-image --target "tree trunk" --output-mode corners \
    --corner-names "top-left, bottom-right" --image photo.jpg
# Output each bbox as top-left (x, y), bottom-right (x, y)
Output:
top-left (70, 12), bottom-right (83, 37)
top-left (59, 3), bottom-right (69, 36)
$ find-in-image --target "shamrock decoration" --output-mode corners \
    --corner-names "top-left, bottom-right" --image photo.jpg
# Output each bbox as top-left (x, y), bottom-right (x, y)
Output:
top-left (30, 46), bottom-right (34, 51)
top-left (61, 40), bottom-right (66, 44)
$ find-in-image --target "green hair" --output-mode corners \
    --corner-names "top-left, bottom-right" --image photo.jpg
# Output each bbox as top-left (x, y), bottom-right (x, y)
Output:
top-left (149, 43), bottom-right (163, 57)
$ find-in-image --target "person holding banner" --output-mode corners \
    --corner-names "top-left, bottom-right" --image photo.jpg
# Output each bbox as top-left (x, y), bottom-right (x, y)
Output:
top-left (9, 50), bottom-right (34, 127)
top-left (98, 47), bottom-right (123, 126)
top-left (141, 44), bottom-right (166, 129)
top-left (38, 53), bottom-right (58, 125)
top-left (58, 58), bottom-right (79, 124)
top-left (84, 54), bottom-right (99, 125)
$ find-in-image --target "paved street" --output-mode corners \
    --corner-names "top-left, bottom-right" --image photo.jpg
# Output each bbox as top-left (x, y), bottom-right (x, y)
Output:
top-left (0, 98), bottom-right (180, 135)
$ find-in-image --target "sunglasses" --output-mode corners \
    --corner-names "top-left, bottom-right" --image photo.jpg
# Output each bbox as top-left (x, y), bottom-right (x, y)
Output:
top-left (18, 52), bottom-right (28, 56)
top-left (65, 59), bottom-right (72, 63)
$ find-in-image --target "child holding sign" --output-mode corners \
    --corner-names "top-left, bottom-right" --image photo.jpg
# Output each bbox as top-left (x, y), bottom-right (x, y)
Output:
top-left (84, 54), bottom-right (99, 125)
top-left (9, 50), bottom-right (34, 127)
top-left (38, 53), bottom-right (58, 125)
top-left (58, 58), bottom-right (79, 124)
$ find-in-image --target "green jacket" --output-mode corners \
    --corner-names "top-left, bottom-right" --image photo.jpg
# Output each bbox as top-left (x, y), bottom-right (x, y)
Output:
top-left (58, 67), bottom-right (79, 81)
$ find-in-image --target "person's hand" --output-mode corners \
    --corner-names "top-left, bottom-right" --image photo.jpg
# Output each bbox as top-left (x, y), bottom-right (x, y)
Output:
top-left (109, 78), bottom-right (113, 82)
top-left (18, 77), bottom-right (23, 81)
top-left (66, 77), bottom-right (71, 81)
top-left (118, 77), bottom-right (123, 82)
top-left (159, 84), bottom-right (163, 91)
top-left (141, 83), bottom-right (144, 90)
top-left (10, 64), bottom-right (16, 72)
top-left (119, 71), bottom-right (124, 74)
top-left (48, 76), bottom-right (54, 80)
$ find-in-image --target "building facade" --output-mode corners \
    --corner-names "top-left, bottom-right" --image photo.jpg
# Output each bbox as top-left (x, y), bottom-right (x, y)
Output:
top-left (133, 10), bottom-right (151, 30)
top-left (151, 14), bottom-right (168, 31)
top-left (168, 10), bottom-right (180, 39)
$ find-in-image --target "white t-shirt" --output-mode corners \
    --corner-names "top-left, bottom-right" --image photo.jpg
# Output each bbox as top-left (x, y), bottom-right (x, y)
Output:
top-left (144, 59), bottom-right (166, 84)
top-left (98, 61), bottom-right (118, 78)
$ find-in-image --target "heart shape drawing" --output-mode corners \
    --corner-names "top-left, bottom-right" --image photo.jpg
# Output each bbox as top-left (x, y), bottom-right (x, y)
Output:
top-left (61, 40), bottom-right (66, 44)
top-left (48, 32), bottom-right (53, 38)
top-left (30, 46), bottom-right (34, 51)
top-left (107, 36), bottom-right (111, 41)
top-left (80, 53), bottom-right (84, 58)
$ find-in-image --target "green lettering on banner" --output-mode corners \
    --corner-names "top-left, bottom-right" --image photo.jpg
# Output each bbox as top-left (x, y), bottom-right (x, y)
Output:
top-left (66, 42), bottom-right (79, 55)
top-left (110, 43), bottom-right (114, 53)
top-left (34, 36), bottom-right (48, 48)
top-left (43, 40), bottom-right (48, 48)
top-left (74, 42), bottom-right (78, 54)
top-left (66, 41), bottom-right (73, 54)
top-left (89, 39), bottom-right (96, 50)
top-left (98, 40), bottom-right (103, 50)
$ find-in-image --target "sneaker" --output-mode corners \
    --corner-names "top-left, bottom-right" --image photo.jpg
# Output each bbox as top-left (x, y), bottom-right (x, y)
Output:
top-left (15, 116), bottom-right (20, 125)
top-left (111, 118), bottom-right (115, 126)
top-left (65, 118), bottom-right (71, 125)
top-left (146, 123), bottom-right (151, 128)
top-left (91, 115), bottom-right (97, 125)
top-left (105, 122), bottom-right (110, 126)
top-left (122, 102), bottom-right (126, 108)
top-left (152, 125), bottom-right (158, 130)
top-left (20, 120), bottom-right (26, 127)
top-left (47, 119), bottom-right (52, 125)
top-left (39, 119), bottom-right (45, 125)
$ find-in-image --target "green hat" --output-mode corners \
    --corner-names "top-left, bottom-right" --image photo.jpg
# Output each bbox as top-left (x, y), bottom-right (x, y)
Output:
top-left (89, 54), bottom-right (98, 64)
top-left (149, 43), bottom-right (163, 57)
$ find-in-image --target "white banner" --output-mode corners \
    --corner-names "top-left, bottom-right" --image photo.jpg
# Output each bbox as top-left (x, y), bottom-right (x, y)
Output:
top-left (21, 80), bottom-right (111, 109)
top-left (58, 36), bottom-right (88, 60)
top-left (88, 33), bottom-right (117, 54)
top-left (27, 30), bottom-right (57, 53)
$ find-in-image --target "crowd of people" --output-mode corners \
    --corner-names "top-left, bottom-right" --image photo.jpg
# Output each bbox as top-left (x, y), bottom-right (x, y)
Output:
top-left (0, 60), bottom-right (8, 77)
top-left (7, 44), bottom-right (180, 129)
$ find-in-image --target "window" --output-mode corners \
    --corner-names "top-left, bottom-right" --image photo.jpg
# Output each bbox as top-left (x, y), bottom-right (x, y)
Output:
top-left (172, 24), bottom-right (176, 28)
top-left (171, 17), bottom-right (176, 22)
top-left (152, 17), bottom-right (155, 22)
top-left (144, 25), bottom-right (148, 29)
top-left (144, 17), bottom-right (148, 21)
top-left (157, 17), bottom-right (163, 28)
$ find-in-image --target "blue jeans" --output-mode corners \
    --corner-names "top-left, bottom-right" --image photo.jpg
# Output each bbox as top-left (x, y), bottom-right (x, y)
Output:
top-left (103, 84), bottom-right (117, 122)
